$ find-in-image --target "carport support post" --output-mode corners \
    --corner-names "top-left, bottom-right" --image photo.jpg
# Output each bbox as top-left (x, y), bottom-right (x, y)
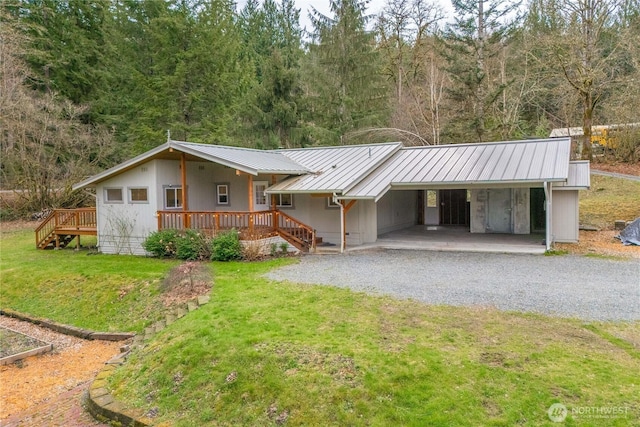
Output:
top-left (544, 181), bottom-right (552, 251)
top-left (339, 196), bottom-right (345, 253)
top-left (339, 198), bottom-right (357, 253)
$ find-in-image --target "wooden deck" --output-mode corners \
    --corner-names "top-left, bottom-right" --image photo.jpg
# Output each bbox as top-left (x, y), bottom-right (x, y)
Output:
top-left (35, 208), bottom-right (97, 249)
top-left (36, 208), bottom-right (316, 252)
top-left (157, 209), bottom-right (316, 251)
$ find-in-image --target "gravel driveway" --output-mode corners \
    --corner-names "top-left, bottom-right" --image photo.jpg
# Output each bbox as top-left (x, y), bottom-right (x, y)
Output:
top-left (266, 250), bottom-right (640, 321)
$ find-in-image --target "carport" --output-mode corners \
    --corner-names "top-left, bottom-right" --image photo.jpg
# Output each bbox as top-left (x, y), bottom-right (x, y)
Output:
top-left (338, 139), bottom-right (589, 253)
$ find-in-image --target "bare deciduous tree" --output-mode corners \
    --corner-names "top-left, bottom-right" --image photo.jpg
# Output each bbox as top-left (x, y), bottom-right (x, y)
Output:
top-left (0, 14), bottom-right (116, 217)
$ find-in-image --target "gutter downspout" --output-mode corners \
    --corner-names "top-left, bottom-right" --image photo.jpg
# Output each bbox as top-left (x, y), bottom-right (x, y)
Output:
top-left (336, 194), bottom-right (345, 253)
top-left (544, 181), bottom-right (552, 251)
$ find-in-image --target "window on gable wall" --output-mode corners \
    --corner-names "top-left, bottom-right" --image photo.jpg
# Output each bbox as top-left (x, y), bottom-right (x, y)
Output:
top-left (165, 187), bottom-right (182, 209)
top-left (105, 188), bottom-right (123, 203)
top-left (129, 187), bottom-right (148, 203)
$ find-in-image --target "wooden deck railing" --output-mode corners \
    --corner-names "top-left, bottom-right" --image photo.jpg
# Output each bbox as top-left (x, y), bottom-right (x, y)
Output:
top-left (35, 208), bottom-right (97, 249)
top-left (157, 210), bottom-right (316, 251)
top-left (275, 210), bottom-right (316, 252)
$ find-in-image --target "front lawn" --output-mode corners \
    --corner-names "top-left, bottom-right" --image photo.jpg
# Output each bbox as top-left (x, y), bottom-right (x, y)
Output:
top-left (1, 224), bottom-right (638, 425)
top-left (109, 261), bottom-right (640, 426)
top-left (0, 227), bottom-right (176, 332)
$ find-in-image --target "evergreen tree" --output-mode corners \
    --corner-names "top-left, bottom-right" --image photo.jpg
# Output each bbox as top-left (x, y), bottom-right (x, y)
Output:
top-left (10, 0), bottom-right (110, 115)
top-left (108, 0), bottom-right (252, 151)
top-left (441, 0), bottom-right (521, 142)
top-left (239, 0), bottom-right (305, 148)
top-left (305, 0), bottom-right (389, 144)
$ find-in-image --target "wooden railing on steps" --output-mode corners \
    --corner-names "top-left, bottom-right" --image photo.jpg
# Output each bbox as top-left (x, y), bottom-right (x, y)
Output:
top-left (157, 210), bottom-right (316, 252)
top-left (35, 208), bottom-right (97, 249)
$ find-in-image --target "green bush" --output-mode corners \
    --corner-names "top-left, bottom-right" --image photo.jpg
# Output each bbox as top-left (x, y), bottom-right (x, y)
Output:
top-left (211, 229), bottom-right (242, 261)
top-left (175, 229), bottom-right (212, 261)
top-left (142, 229), bottom-right (180, 257)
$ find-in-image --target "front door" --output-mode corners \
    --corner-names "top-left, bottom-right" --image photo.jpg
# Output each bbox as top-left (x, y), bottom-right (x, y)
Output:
top-left (253, 181), bottom-right (269, 211)
top-left (487, 188), bottom-right (512, 233)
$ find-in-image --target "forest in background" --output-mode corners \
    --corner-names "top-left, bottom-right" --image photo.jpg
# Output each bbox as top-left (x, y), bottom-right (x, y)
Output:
top-left (1, 0), bottom-right (639, 215)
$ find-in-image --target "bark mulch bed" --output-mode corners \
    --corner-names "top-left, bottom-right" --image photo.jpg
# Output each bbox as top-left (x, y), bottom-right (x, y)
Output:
top-left (0, 316), bottom-right (121, 421)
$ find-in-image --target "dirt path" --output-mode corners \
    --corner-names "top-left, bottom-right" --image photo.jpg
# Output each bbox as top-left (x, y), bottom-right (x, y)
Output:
top-left (591, 169), bottom-right (640, 182)
top-left (0, 316), bottom-right (121, 425)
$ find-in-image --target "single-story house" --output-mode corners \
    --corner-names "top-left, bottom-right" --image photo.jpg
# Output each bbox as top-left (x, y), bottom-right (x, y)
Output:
top-left (52, 137), bottom-right (588, 254)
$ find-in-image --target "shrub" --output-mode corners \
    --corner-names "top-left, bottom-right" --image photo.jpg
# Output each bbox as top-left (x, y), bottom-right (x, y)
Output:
top-left (270, 243), bottom-right (279, 257)
top-left (142, 229), bottom-right (180, 257)
top-left (175, 229), bottom-right (212, 261)
top-left (211, 229), bottom-right (242, 261)
top-left (279, 242), bottom-right (289, 253)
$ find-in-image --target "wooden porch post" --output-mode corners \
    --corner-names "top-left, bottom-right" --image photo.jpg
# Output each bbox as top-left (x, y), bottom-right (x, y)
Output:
top-left (248, 175), bottom-right (254, 231)
top-left (271, 175), bottom-right (277, 233)
top-left (180, 153), bottom-right (189, 228)
top-left (270, 175), bottom-right (277, 209)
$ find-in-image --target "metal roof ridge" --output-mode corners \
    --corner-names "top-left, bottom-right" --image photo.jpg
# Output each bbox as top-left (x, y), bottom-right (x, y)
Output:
top-left (276, 142), bottom-right (403, 153)
top-left (171, 140), bottom-right (282, 155)
top-left (398, 138), bottom-right (570, 151)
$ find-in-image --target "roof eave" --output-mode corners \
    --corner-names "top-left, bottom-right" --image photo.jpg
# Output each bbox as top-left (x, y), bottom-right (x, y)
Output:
top-left (256, 169), bottom-right (309, 175)
top-left (72, 142), bottom-right (172, 190)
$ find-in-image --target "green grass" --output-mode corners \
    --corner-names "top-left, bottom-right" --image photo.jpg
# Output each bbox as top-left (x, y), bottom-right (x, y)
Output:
top-left (0, 228), bottom-right (176, 332)
top-left (108, 261), bottom-right (640, 426)
top-left (1, 224), bottom-right (638, 425)
top-left (580, 175), bottom-right (640, 229)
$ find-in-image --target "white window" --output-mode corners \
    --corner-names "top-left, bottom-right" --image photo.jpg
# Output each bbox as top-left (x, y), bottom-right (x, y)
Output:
top-left (276, 193), bottom-right (293, 208)
top-left (255, 183), bottom-right (267, 205)
top-left (216, 184), bottom-right (229, 205)
top-left (165, 186), bottom-right (182, 209)
top-left (105, 188), bottom-right (123, 203)
top-left (129, 187), bottom-right (148, 203)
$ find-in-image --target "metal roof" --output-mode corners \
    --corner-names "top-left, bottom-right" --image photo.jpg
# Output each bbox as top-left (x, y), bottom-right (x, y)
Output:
top-left (343, 138), bottom-right (572, 200)
top-left (173, 141), bottom-right (309, 175)
top-left (553, 161), bottom-right (590, 190)
top-left (73, 140), bottom-right (310, 189)
top-left (266, 143), bottom-right (402, 194)
top-left (550, 127), bottom-right (584, 138)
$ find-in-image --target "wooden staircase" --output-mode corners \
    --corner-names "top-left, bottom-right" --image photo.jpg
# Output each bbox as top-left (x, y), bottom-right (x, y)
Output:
top-left (35, 208), bottom-right (97, 249)
top-left (273, 211), bottom-right (316, 252)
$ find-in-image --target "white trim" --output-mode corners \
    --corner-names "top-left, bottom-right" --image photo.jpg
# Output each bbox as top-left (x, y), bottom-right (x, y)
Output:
top-left (216, 183), bottom-right (230, 205)
top-left (164, 186), bottom-right (183, 209)
top-left (544, 181), bottom-right (553, 251)
top-left (128, 187), bottom-right (149, 204)
top-left (104, 187), bottom-right (124, 204)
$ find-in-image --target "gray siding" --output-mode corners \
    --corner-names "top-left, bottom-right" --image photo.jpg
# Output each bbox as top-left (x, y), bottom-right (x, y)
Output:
top-left (96, 162), bottom-right (158, 255)
top-left (552, 190), bottom-right (580, 242)
top-left (376, 190), bottom-right (418, 235)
